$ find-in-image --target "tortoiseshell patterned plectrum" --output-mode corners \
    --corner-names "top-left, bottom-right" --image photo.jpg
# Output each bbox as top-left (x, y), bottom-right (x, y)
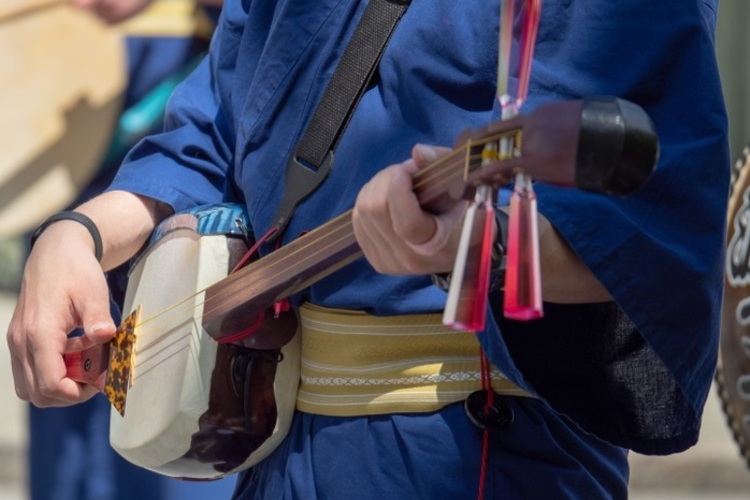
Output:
top-left (104, 305), bottom-right (140, 416)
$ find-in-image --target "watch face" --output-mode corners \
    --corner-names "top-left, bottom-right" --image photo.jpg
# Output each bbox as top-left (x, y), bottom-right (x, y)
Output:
top-left (431, 272), bottom-right (452, 292)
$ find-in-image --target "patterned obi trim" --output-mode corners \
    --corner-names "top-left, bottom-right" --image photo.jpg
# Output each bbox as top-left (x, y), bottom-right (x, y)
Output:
top-left (296, 303), bottom-right (530, 417)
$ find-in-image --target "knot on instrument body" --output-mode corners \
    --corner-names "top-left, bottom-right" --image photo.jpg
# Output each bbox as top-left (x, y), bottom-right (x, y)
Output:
top-left (228, 345), bottom-right (284, 429)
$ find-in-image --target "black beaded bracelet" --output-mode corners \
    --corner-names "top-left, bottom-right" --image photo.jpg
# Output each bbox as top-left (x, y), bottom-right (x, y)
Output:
top-left (30, 211), bottom-right (103, 262)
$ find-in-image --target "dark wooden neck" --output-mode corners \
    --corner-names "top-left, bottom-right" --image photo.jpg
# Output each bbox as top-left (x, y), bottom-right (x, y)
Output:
top-left (201, 146), bottom-right (472, 334)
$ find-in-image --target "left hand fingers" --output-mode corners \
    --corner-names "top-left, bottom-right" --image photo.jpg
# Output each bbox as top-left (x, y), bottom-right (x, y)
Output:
top-left (353, 161), bottom-right (431, 274)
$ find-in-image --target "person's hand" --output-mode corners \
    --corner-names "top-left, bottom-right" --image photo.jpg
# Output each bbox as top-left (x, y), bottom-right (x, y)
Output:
top-left (352, 144), bottom-right (467, 276)
top-left (352, 143), bottom-right (612, 303)
top-left (71, 0), bottom-right (155, 24)
top-left (7, 221), bottom-right (116, 407)
top-left (6, 190), bottom-right (169, 407)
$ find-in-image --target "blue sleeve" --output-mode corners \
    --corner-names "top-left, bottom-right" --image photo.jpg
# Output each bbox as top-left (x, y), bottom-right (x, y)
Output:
top-left (483, 0), bottom-right (729, 455)
top-left (107, 3), bottom-right (247, 211)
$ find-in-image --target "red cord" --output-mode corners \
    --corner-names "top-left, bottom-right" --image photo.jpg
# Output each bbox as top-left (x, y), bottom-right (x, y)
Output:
top-left (231, 226), bottom-right (278, 273)
top-left (477, 349), bottom-right (493, 500)
top-left (217, 225), bottom-right (280, 344)
top-left (215, 310), bottom-right (266, 344)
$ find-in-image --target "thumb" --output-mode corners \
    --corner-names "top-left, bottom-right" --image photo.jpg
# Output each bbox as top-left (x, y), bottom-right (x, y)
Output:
top-left (84, 318), bottom-right (117, 345)
top-left (65, 312), bottom-right (116, 355)
top-left (77, 286), bottom-right (117, 347)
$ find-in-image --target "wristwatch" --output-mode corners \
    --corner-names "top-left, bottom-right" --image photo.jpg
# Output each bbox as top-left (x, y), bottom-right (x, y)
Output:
top-left (431, 208), bottom-right (508, 292)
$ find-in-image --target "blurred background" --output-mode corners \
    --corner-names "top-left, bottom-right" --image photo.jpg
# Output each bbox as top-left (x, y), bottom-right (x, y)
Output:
top-left (2, 0), bottom-right (750, 499)
top-left (718, 0), bottom-right (750, 163)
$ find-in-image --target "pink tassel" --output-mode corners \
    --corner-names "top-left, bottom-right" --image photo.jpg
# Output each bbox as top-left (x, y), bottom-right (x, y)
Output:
top-left (443, 147), bottom-right (498, 332)
top-left (503, 172), bottom-right (543, 320)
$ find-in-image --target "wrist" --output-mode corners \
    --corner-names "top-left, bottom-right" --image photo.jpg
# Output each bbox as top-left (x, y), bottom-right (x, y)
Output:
top-left (30, 211), bottom-right (103, 262)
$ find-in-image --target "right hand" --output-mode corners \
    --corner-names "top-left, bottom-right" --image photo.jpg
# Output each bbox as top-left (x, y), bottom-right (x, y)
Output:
top-left (6, 191), bottom-right (171, 407)
top-left (7, 221), bottom-right (116, 407)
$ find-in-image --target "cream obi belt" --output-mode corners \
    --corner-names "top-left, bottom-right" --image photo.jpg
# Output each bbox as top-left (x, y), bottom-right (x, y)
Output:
top-left (296, 303), bottom-right (530, 417)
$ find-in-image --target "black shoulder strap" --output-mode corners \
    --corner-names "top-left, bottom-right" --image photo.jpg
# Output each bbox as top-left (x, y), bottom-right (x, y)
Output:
top-left (270, 0), bottom-right (411, 237)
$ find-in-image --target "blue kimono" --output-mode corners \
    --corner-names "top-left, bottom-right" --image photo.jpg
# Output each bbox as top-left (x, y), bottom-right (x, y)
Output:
top-left (109, 0), bottom-right (729, 497)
